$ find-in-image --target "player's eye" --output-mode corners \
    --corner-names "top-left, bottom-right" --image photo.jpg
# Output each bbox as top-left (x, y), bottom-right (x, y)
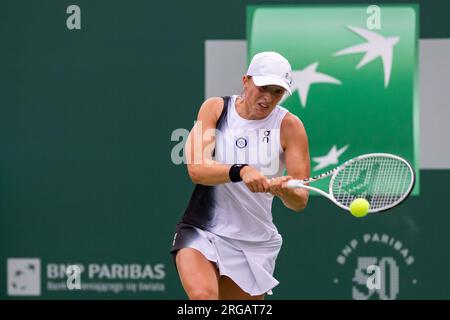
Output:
top-left (271, 89), bottom-right (284, 96)
top-left (259, 86), bottom-right (284, 96)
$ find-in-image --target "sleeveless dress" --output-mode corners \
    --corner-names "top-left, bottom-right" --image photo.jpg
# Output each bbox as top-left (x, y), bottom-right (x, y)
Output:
top-left (171, 95), bottom-right (289, 296)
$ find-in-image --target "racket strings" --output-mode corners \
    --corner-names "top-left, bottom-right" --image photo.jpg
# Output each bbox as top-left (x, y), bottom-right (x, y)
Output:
top-left (331, 156), bottom-right (413, 210)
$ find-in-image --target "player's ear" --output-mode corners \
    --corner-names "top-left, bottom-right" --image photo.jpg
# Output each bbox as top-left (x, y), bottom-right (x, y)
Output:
top-left (242, 75), bottom-right (252, 89)
top-left (242, 75), bottom-right (248, 92)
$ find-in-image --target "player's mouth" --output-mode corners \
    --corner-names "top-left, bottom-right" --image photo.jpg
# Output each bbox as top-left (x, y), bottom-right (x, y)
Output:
top-left (257, 102), bottom-right (269, 109)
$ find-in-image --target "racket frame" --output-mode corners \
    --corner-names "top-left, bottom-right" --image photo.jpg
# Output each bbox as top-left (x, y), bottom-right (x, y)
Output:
top-left (288, 153), bottom-right (416, 212)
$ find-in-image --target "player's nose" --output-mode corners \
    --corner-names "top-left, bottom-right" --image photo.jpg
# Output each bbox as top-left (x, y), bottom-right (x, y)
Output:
top-left (261, 91), bottom-right (273, 103)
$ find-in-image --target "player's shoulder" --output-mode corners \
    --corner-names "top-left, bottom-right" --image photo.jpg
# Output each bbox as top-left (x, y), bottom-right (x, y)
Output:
top-left (203, 96), bottom-right (224, 107)
top-left (280, 112), bottom-right (308, 150)
top-left (198, 97), bottom-right (225, 120)
top-left (281, 111), bottom-right (305, 131)
top-left (201, 97), bottom-right (225, 110)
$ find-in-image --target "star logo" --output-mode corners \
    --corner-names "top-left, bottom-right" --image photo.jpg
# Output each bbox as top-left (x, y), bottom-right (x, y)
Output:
top-left (312, 145), bottom-right (349, 171)
top-left (334, 26), bottom-right (400, 88)
top-left (290, 62), bottom-right (341, 107)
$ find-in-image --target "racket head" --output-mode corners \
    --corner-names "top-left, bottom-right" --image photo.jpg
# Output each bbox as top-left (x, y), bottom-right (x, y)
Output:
top-left (329, 153), bottom-right (415, 213)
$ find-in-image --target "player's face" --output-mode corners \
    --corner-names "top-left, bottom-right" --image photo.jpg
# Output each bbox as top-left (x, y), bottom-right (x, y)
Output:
top-left (243, 76), bottom-right (285, 119)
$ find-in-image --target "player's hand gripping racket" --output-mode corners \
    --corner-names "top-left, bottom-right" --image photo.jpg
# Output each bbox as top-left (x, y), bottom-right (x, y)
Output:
top-left (286, 153), bottom-right (415, 213)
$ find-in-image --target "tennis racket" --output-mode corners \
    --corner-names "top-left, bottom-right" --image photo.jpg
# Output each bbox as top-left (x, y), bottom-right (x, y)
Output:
top-left (286, 153), bottom-right (415, 213)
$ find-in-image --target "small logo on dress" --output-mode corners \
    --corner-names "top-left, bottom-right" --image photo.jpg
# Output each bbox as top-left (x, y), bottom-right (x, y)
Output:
top-left (263, 130), bottom-right (271, 143)
top-left (235, 137), bottom-right (248, 149)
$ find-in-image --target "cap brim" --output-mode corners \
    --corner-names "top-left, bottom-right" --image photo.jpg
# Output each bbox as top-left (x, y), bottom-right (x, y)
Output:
top-left (252, 75), bottom-right (292, 95)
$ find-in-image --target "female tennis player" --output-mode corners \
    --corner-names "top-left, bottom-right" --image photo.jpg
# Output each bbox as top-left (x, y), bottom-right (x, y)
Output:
top-left (171, 51), bottom-right (310, 300)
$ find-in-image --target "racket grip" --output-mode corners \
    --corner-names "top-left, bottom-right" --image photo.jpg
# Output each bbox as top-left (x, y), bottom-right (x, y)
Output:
top-left (286, 179), bottom-right (303, 188)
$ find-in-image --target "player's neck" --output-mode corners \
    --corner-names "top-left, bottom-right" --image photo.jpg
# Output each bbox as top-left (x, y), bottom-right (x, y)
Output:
top-left (236, 97), bottom-right (264, 120)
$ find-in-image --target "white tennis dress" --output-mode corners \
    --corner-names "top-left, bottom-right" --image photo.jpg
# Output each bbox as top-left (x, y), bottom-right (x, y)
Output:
top-left (172, 95), bottom-right (290, 296)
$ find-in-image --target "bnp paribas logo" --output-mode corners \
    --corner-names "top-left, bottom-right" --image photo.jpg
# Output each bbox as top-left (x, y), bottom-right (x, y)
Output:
top-left (7, 258), bottom-right (41, 296)
top-left (245, 4), bottom-right (419, 193)
top-left (334, 234), bottom-right (416, 300)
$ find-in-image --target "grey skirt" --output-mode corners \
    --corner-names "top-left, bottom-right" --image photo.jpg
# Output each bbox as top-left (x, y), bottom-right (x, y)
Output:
top-left (171, 223), bottom-right (283, 296)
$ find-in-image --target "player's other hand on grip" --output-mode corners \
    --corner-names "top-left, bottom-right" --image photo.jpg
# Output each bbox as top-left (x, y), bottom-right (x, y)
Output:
top-left (240, 166), bottom-right (270, 193)
top-left (268, 176), bottom-right (293, 197)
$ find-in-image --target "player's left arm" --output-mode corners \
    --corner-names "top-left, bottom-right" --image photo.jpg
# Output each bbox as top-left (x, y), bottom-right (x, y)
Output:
top-left (270, 113), bottom-right (310, 212)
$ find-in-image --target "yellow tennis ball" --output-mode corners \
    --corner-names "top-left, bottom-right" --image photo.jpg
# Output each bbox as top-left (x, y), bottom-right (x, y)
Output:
top-left (349, 198), bottom-right (370, 217)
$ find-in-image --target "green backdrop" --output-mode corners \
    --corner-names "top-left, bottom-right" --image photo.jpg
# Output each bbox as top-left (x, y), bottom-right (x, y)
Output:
top-left (248, 4), bottom-right (419, 194)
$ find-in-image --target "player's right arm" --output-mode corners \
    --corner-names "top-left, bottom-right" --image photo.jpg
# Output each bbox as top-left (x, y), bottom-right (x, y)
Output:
top-left (186, 98), bottom-right (269, 192)
top-left (185, 97), bottom-right (232, 186)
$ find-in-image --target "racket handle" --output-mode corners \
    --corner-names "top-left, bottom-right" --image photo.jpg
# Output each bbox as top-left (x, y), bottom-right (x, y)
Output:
top-left (286, 179), bottom-right (303, 188)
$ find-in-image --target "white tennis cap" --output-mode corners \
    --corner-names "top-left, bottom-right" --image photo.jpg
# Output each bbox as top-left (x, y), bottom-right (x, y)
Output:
top-left (246, 51), bottom-right (293, 95)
